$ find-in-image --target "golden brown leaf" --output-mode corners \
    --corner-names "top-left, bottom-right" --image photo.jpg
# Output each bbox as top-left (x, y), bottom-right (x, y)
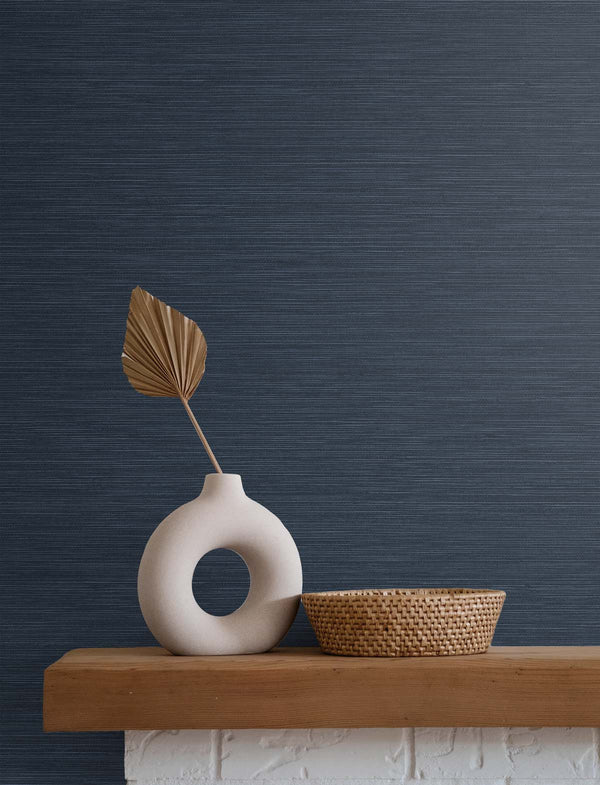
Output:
top-left (122, 287), bottom-right (207, 400)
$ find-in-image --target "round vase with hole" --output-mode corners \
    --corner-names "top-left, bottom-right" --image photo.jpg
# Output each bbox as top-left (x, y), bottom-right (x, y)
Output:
top-left (137, 473), bottom-right (303, 655)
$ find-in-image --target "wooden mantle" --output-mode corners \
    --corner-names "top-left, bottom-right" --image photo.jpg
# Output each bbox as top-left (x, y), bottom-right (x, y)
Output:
top-left (43, 646), bottom-right (600, 731)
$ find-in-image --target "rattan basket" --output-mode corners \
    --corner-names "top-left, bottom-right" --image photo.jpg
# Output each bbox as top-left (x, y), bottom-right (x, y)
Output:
top-left (302, 588), bottom-right (505, 657)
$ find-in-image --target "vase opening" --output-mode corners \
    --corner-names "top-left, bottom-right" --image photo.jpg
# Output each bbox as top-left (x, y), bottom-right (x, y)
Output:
top-left (201, 473), bottom-right (244, 496)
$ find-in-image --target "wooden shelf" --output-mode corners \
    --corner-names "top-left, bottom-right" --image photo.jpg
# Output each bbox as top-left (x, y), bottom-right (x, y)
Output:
top-left (43, 646), bottom-right (600, 731)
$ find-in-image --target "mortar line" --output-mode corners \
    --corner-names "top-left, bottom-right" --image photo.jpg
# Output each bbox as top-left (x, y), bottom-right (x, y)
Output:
top-left (404, 727), bottom-right (416, 782)
top-left (210, 728), bottom-right (223, 780)
top-left (592, 727), bottom-right (600, 778)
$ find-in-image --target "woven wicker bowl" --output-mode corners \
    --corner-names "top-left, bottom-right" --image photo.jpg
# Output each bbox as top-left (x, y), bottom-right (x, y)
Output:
top-left (302, 588), bottom-right (505, 657)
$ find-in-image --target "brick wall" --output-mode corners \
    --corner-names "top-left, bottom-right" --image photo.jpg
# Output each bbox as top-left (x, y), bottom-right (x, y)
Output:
top-left (125, 728), bottom-right (600, 784)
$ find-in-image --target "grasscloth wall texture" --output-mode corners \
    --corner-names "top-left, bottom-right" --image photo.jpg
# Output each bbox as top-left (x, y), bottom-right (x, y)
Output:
top-left (2, 2), bottom-right (600, 783)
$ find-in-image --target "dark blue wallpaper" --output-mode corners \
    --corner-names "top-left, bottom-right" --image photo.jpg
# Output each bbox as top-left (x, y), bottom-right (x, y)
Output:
top-left (2, 2), bottom-right (600, 783)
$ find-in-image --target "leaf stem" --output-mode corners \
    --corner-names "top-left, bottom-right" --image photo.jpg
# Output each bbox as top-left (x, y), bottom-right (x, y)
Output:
top-left (179, 397), bottom-right (223, 473)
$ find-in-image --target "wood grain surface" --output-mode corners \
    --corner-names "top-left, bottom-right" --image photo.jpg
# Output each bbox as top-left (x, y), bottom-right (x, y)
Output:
top-left (3, 2), bottom-right (600, 783)
top-left (43, 646), bottom-right (600, 730)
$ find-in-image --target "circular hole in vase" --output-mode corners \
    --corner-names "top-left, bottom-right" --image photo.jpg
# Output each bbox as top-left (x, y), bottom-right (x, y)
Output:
top-left (192, 548), bottom-right (251, 616)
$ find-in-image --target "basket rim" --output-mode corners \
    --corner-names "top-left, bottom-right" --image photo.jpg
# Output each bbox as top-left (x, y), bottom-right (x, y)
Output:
top-left (302, 587), bottom-right (506, 600)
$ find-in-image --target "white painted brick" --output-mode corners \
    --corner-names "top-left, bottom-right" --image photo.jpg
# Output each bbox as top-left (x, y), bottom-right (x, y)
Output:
top-left (125, 727), bottom-right (600, 784)
top-left (221, 728), bottom-right (409, 780)
top-left (415, 727), bottom-right (597, 780)
top-left (125, 729), bottom-right (214, 781)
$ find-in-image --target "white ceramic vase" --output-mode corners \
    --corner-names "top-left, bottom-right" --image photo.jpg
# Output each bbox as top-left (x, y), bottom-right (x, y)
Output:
top-left (138, 473), bottom-right (302, 655)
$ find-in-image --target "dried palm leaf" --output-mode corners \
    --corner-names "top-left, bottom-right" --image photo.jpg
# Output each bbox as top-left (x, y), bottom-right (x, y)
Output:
top-left (122, 286), bottom-right (222, 472)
